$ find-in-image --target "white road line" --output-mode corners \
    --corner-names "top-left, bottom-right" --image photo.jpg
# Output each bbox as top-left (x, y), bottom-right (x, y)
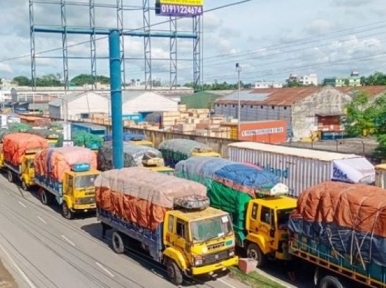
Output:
top-left (18, 201), bottom-right (26, 208)
top-left (218, 278), bottom-right (237, 288)
top-left (0, 241), bottom-right (37, 288)
top-left (61, 235), bottom-right (75, 246)
top-left (95, 262), bottom-right (115, 278)
top-left (37, 216), bottom-right (47, 224)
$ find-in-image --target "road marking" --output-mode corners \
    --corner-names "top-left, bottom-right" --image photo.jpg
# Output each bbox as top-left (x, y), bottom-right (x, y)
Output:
top-left (37, 216), bottom-right (47, 224)
top-left (96, 262), bottom-right (114, 277)
top-left (61, 235), bottom-right (75, 246)
top-left (0, 241), bottom-right (37, 288)
top-left (218, 278), bottom-right (237, 288)
top-left (18, 201), bottom-right (26, 208)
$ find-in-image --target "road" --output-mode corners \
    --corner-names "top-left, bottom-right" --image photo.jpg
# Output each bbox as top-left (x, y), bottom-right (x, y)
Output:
top-left (0, 175), bottom-right (248, 288)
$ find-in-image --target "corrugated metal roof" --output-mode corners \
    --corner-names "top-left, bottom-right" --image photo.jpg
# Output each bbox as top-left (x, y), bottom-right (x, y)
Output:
top-left (336, 86), bottom-right (386, 97)
top-left (228, 141), bottom-right (358, 161)
top-left (48, 91), bottom-right (99, 106)
top-left (222, 90), bottom-right (270, 101)
top-left (215, 87), bottom-right (320, 106)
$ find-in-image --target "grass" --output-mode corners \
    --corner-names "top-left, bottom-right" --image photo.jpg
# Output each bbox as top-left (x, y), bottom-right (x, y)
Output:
top-left (228, 267), bottom-right (286, 288)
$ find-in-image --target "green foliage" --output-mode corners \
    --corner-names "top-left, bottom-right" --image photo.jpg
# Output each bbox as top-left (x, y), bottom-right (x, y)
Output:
top-left (361, 72), bottom-right (386, 86)
top-left (70, 74), bottom-right (110, 86)
top-left (13, 74), bottom-right (62, 87)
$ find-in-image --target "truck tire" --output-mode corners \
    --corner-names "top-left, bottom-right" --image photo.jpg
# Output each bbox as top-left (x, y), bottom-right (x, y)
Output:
top-left (7, 170), bottom-right (13, 183)
top-left (166, 259), bottom-right (183, 286)
top-left (62, 202), bottom-right (74, 220)
top-left (111, 231), bottom-right (125, 254)
top-left (40, 189), bottom-right (51, 205)
top-left (319, 275), bottom-right (345, 288)
top-left (247, 243), bottom-right (266, 268)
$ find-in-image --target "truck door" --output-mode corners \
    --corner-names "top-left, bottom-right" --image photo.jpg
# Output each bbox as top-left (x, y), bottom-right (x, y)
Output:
top-left (248, 203), bottom-right (260, 233)
top-left (65, 174), bottom-right (74, 198)
top-left (259, 206), bottom-right (277, 249)
top-left (175, 218), bottom-right (189, 253)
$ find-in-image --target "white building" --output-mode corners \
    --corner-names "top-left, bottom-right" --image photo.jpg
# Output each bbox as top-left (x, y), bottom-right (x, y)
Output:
top-left (120, 91), bottom-right (179, 114)
top-left (298, 74), bottom-right (318, 86)
top-left (48, 91), bottom-right (109, 120)
top-left (254, 81), bottom-right (283, 89)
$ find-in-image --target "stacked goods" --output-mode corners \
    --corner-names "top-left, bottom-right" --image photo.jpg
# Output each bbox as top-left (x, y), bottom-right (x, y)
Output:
top-left (2, 133), bottom-right (49, 166)
top-left (34, 147), bottom-right (97, 180)
top-left (8, 123), bottom-right (32, 132)
top-left (97, 142), bottom-right (163, 171)
top-left (288, 181), bottom-right (386, 266)
top-left (72, 131), bottom-right (103, 150)
top-left (159, 139), bottom-right (214, 167)
top-left (95, 167), bottom-right (207, 230)
top-left (175, 156), bottom-right (286, 243)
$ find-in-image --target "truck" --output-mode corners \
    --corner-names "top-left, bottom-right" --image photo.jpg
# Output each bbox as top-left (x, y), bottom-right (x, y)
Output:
top-left (227, 141), bottom-right (375, 197)
top-left (72, 130), bottom-right (103, 154)
top-left (71, 122), bottom-right (106, 138)
top-left (288, 181), bottom-right (386, 288)
top-left (175, 156), bottom-right (296, 267)
top-left (159, 139), bottom-right (221, 168)
top-left (2, 133), bottom-right (49, 190)
top-left (29, 129), bottom-right (61, 147)
top-left (97, 141), bottom-right (174, 175)
top-left (95, 167), bottom-right (239, 285)
top-left (34, 146), bottom-right (100, 219)
top-left (104, 132), bottom-right (154, 148)
top-left (375, 164), bottom-right (386, 188)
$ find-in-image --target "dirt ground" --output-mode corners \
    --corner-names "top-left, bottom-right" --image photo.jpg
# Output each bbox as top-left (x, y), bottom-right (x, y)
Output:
top-left (0, 258), bottom-right (17, 288)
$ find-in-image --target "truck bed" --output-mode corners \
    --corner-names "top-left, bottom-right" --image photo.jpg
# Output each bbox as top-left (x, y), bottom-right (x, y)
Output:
top-left (35, 174), bottom-right (63, 200)
top-left (290, 233), bottom-right (386, 288)
top-left (4, 160), bottom-right (21, 174)
top-left (97, 208), bottom-right (163, 262)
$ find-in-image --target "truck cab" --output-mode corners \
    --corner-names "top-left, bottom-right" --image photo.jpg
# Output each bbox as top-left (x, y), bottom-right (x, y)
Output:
top-left (245, 196), bottom-right (297, 267)
top-left (20, 154), bottom-right (36, 190)
top-left (162, 205), bottom-right (238, 284)
top-left (61, 163), bottom-right (100, 219)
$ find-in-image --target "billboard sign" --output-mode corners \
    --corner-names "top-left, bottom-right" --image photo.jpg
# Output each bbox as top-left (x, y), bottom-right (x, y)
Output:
top-left (155, 0), bottom-right (203, 17)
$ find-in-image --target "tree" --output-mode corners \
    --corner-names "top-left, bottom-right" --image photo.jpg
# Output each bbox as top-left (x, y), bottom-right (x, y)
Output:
top-left (13, 76), bottom-right (31, 86)
top-left (70, 74), bottom-right (110, 86)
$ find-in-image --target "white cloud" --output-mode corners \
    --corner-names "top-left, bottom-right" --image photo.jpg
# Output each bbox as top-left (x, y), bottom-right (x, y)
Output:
top-left (0, 0), bottom-right (385, 85)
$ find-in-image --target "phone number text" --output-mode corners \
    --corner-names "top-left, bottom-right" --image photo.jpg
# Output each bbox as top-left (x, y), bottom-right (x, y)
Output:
top-left (159, 4), bottom-right (203, 16)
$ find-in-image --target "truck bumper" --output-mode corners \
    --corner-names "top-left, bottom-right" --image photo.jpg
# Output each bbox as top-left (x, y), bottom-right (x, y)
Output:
top-left (191, 256), bottom-right (239, 276)
top-left (73, 204), bottom-right (96, 213)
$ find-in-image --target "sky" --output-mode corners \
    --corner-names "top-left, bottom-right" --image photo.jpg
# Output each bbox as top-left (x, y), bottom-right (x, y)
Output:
top-left (0, 0), bottom-right (385, 85)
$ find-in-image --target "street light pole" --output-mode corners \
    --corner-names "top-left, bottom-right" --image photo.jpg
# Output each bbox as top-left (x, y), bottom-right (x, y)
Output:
top-left (236, 63), bottom-right (242, 140)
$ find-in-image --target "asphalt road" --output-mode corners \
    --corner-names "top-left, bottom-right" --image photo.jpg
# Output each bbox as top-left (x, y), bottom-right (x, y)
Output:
top-left (0, 174), bottom-right (251, 288)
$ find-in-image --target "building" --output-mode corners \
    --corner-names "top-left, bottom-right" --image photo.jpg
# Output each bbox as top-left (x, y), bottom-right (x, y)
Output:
top-left (48, 91), bottom-right (109, 120)
top-left (323, 70), bottom-right (362, 87)
top-left (180, 90), bottom-right (234, 109)
top-left (254, 81), bottom-right (283, 89)
top-left (214, 86), bottom-right (379, 141)
top-left (298, 74), bottom-right (318, 86)
top-left (120, 91), bottom-right (179, 114)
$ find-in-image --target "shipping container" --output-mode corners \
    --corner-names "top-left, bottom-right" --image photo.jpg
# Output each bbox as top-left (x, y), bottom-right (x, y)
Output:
top-left (227, 142), bottom-right (375, 197)
top-left (375, 164), bottom-right (386, 189)
top-left (220, 120), bottom-right (287, 143)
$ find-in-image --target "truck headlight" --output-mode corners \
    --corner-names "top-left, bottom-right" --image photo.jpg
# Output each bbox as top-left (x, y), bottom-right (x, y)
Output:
top-left (229, 249), bottom-right (235, 257)
top-left (194, 255), bottom-right (203, 266)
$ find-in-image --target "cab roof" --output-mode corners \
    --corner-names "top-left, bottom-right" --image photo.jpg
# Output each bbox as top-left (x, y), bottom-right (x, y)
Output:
top-left (171, 206), bottom-right (228, 222)
top-left (252, 196), bottom-right (297, 209)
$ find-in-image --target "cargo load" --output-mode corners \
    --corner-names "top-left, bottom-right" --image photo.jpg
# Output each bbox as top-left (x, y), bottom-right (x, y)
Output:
top-left (175, 156), bottom-right (288, 244)
top-left (3, 133), bottom-right (49, 166)
top-left (29, 129), bottom-right (60, 139)
top-left (95, 167), bottom-right (207, 230)
top-left (0, 129), bottom-right (12, 142)
top-left (159, 139), bottom-right (220, 168)
top-left (288, 181), bottom-right (386, 266)
top-left (103, 133), bottom-right (146, 142)
top-left (97, 141), bottom-right (163, 171)
top-left (228, 141), bottom-right (375, 197)
top-left (8, 123), bottom-right (32, 132)
top-left (72, 131), bottom-right (103, 150)
top-left (34, 146), bottom-right (97, 180)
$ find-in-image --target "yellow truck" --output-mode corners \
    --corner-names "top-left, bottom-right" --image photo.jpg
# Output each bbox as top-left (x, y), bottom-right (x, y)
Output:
top-left (34, 147), bottom-right (100, 219)
top-left (96, 167), bottom-right (238, 285)
top-left (175, 156), bottom-right (297, 267)
top-left (2, 133), bottom-right (49, 191)
top-left (159, 139), bottom-right (221, 168)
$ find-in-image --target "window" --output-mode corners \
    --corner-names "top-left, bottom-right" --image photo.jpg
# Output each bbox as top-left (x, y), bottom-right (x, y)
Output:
top-left (260, 206), bottom-right (273, 225)
top-left (176, 220), bottom-right (187, 239)
top-left (241, 105), bottom-right (244, 108)
top-left (284, 106), bottom-right (287, 110)
top-left (168, 215), bottom-right (174, 233)
top-left (233, 105), bottom-right (235, 107)
top-left (68, 176), bottom-right (73, 187)
top-left (251, 203), bottom-right (258, 219)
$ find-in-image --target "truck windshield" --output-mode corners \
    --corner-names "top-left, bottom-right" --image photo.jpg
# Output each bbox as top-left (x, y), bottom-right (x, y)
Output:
top-left (28, 159), bottom-right (34, 168)
top-left (74, 174), bottom-right (97, 188)
top-left (190, 215), bottom-right (233, 243)
top-left (277, 208), bottom-right (294, 229)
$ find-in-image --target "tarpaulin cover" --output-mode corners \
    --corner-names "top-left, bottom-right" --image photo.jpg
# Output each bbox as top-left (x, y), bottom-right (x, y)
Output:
top-left (159, 139), bottom-right (214, 167)
top-left (95, 167), bottom-right (207, 230)
top-left (288, 181), bottom-right (386, 266)
top-left (2, 133), bottom-right (49, 166)
top-left (34, 146), bottom-right (97, 181)
top-left (29, 129), bottom-right (60, 139)
top-left (97, 141), bottom-right (162, 171)
top-left (103, 133), bottom-right (146, 142)
top-left (8, 123), bottom-right (32, 132)
top-left (175, 156), bottom-right (282, 244)
top-left (331, 157), bottom-right (375, 184)
top-left (72, 131), bottom-right (103, 150)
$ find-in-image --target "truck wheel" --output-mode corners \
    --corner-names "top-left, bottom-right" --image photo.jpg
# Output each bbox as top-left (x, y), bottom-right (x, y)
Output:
top-left (40, 189), bottom-right (50, 205)
top-left (247, 243), bottom-right (266, 268)
top-left (166, 259), bottom-right (183, 286)
top-left (62, 202), bottom-right (73, 220)
top-left (7, 170), bottom-right (13, 183)
top-left (111, 231), bottom-right (125, 254)
top-left (319, 275), bottom-right (345, 288)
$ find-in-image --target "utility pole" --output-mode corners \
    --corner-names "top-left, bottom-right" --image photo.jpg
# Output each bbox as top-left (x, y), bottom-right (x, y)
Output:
top-left (236, 63), bottom-right (242, 140)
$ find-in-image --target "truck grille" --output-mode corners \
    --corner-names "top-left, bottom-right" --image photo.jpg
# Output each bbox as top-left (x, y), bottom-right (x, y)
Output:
top-left (207, 242), bottom-right (225, 251)
top-left (203, 250), bottom-right (229, 265)
top-left (77, 197), bottom-right (95, 205)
